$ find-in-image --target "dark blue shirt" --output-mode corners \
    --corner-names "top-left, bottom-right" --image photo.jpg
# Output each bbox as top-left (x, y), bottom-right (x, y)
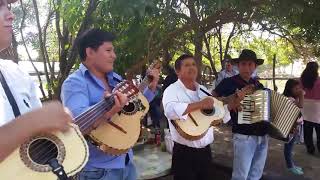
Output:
top-left (214, 74), bottom-right (269, 136)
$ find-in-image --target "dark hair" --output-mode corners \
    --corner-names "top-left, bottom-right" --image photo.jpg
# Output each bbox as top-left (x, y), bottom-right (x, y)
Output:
top-left (174, 54), bottom-right (194, 71)
top-left (167, 66), bottom-right (176, 75)
top-left (283, 79), bottom-right (300, 98)
top-left (300, 61), bottom-right (319, 89)
top-left (77, 28), bottom-right (115, 61)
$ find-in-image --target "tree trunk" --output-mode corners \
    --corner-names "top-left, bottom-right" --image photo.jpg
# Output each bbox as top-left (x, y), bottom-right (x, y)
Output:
top-left (187, 0), bottom-right (203, 82)
top-left (32, 0), bottom-right (53, 99)
top-left (272, 54), bottom-right (278, 91)
top-left (19, 0), bottom-right (46, 98)
top-left (224, 23), bottom-right (236, 58)
top-left (54, 0), bottom-right (99, 99)
top-left (203, 33), bottom-right (218, 77)
top-left (194, 31), bottom-right (203, 82)
top-left (217, 26), bottom-right (223, 64)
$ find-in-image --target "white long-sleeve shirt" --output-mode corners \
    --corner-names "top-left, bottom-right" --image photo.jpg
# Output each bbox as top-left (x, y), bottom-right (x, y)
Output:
top-left (0, 60), bottom-right (41, 126)
top-left (162, 79), bottom-right (230, 148)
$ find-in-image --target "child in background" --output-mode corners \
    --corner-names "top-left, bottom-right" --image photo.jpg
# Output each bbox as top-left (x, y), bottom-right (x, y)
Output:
top-left (282, 79), bottom-right (304, 175)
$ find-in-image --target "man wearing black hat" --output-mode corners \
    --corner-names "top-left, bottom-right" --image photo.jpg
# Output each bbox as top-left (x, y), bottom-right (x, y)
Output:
top-left (213, 49), bottom-right (267, 180)
top-left (215, 54), bottom-right (239, 87)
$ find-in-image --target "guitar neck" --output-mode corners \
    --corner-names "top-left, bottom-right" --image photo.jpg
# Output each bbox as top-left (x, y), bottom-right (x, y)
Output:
top-left (138, 76), bottom-right (151, 92)
top-left (138, 60), bottom-right (161, 92)
top-left (200, 87), bottom-right (235, 105)
top-left (73, 95), bottom-right (115, 133)
top-left (218, 94), bottom-right (237, 105)
top-left (218, 85), bottom-right (256, 105)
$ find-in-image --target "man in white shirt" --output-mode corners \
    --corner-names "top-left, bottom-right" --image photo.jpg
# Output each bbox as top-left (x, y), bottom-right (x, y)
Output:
top-left (162, 54), bottom-right (236, 180)
top-left (0, 0), bottom-right (72, 162)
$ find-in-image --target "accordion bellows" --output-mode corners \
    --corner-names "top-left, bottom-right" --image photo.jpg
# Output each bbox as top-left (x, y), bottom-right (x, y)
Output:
top-left (238, 89), bottom-right (301, 139)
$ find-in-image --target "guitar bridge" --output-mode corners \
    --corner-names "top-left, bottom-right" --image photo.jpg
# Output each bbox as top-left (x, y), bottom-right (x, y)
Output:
top-left (108, 122), bottom-right (127, 134)
top-left (188, 114), bottom-right (199, 126)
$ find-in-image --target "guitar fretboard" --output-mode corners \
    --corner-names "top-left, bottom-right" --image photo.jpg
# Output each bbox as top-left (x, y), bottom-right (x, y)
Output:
top-left (138, 76), bottom-right (151, 92)
top-left (74, 95), bottom-right (115, 133)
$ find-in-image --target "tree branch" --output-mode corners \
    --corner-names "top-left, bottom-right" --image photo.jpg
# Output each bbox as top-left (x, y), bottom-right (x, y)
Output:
top-left (203, 32), bottom-right (218, 76)
top-left (55, 0), bottom-right (100, 98)
top-left (32, 0), bottom-right (53, 98)
top-left (43, 9), bottom-right (55, 79)
top-left (19, 0), bottom-right (46, 98)
top-left (224, 22), bottom-right (237, 58)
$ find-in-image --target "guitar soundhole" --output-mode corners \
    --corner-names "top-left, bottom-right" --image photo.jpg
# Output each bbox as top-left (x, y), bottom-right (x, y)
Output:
top-left (201, 108), bottom-right (215, 116)
top-left (28, 139), bottom-right (58, 165)
top-left (122, 102), bottom-right (138, 115)
top-left (20, 134), bottom-right (66, 172)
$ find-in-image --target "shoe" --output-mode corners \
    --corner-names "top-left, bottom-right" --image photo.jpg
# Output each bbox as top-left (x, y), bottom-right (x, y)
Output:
top-left (288, 167), bottom-right (304, 175)
top-left (294, 166), bottom-right (303, 171)
top-left (307, 149), bottom-right (315, 155)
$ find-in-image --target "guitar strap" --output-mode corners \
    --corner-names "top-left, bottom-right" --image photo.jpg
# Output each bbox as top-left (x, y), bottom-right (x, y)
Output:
top-left (0, 71), bottom-right (70, 180)
top-left (48, 159), bottom-right (70, 180)
top-left (231, 75), bottom-right (263, 90)
top-left (200, 88), bottom-right (212, 97)
top-left (176, 80), bottom-right (202, 103)
top-left (0, 70), bottom-right (21, 117)
top-left (113, 76), bottom-right (122, 83)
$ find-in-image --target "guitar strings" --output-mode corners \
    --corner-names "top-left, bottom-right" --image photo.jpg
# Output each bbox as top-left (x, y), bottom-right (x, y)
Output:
top-left (76, 100), bottom-right (114, 131)
top-left (75, 96), bottom-right (115, 129)
top-left (29, 141), bottom-right (57, 164)
top-left (28, 82), bottom-right (137, 164)
top-left (76, 82), bottom-right (143, 130)
top-left (28, 96), bottom-right (116, 163)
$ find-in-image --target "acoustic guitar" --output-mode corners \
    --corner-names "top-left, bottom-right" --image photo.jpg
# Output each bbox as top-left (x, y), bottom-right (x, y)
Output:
top-left (89, 60), bottom-right (162, 155)
top-left (0, 81), bottom-right (138, 180)
top-left (171, 85), bottom-right (255, 141)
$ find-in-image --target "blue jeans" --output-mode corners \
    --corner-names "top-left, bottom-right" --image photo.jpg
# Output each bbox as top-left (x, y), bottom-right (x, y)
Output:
top-left (149, 104), bottom-right (161, 128)
top-left (284, 135), bottom-right (297, 168)
top-left (78, 162), bottom-right (137, 180)
top-left (232, 133), bottom-right (268, 180)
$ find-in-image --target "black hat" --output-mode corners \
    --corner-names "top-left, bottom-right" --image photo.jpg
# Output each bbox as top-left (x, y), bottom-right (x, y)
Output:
top-left (222, 54), bottom-right (232, 64)
top-left (232, 49), bottom-right (264, 65)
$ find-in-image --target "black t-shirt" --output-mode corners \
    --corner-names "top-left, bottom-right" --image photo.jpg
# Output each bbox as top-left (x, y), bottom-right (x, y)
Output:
top-left (162, 73), bottom-right (178, 92)
top-left (214, 75), bottom-right (269, 136)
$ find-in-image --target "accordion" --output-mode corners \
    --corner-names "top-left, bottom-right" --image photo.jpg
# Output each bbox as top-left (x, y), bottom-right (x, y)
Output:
top-left (238, 89), bottom-right (301, 140)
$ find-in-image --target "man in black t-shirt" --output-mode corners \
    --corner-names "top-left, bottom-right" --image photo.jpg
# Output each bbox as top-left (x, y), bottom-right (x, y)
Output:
top-left (213, 49), bottom-right (268, 180)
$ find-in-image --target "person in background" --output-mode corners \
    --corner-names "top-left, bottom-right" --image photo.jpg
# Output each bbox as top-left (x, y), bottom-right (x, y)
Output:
top-left (282, 79), bottom-right (304, 175)
top-left (215, 55), bottom-right (238, 87)
top-left (162, 65), bottom-right (178, 92)
top-left (160, 65), bottom-right (178, 129)
top-left (141, 65), bottom-right (163, 129)
top-left (300, 61), bottom-right (320, 155)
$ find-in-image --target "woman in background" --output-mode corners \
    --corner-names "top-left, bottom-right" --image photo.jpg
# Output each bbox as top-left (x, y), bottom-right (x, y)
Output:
top-left (300, 62), bottom-right (320, 155)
